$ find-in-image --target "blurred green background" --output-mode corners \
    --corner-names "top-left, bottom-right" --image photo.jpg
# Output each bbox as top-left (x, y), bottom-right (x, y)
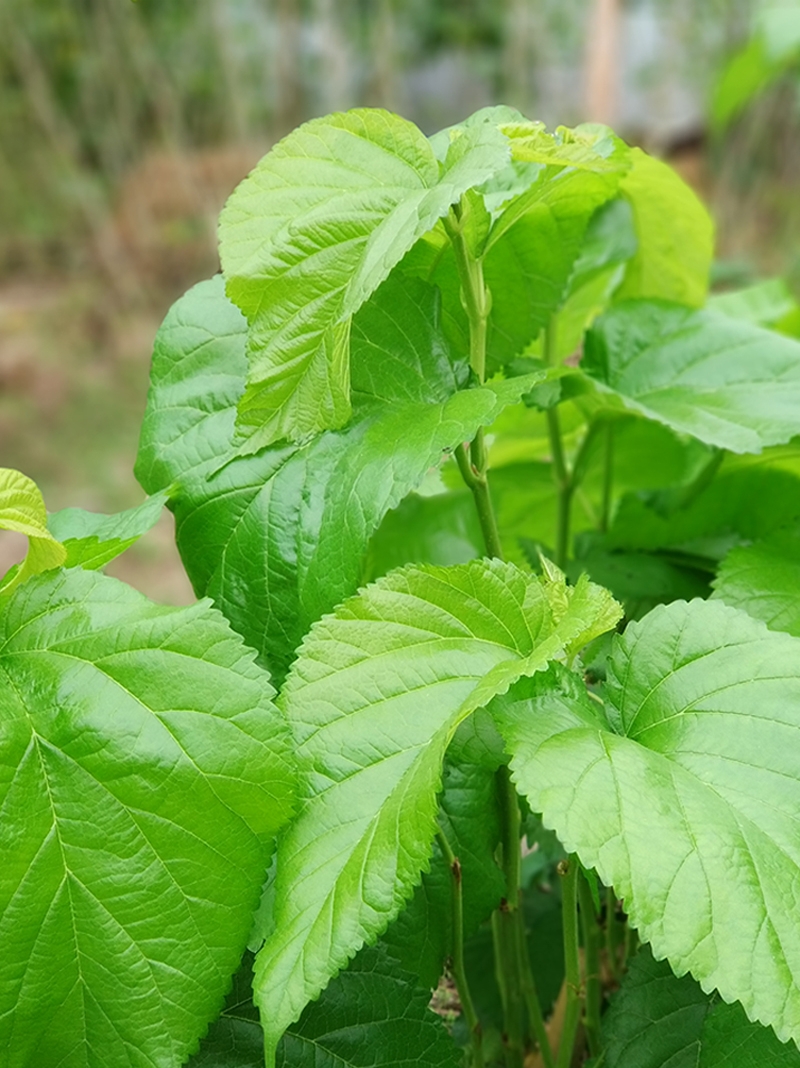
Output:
top-left (1, 0), bottom-right (799, 601)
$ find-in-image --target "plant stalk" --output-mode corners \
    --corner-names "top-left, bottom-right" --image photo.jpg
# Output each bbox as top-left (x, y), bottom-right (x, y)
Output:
top-left (443, 202), bottom-right (490, 383)
top-left (578, 869), bottom-right (602, 1059)
top-left (518, 916), bottom-right (556, 1068)
top-left (493, 766), bottom-right (526, 1068)
top-left (543, 321), bottom-right (572, 569)
top-left (436, 826), bottom-right (484, 1068)
top-left (605, 886), bottom-right (622, 983)
top-left (556, 857), bottom-right (583, 1068)
top-left (455, 437), bottom-right (504, 560)
top-left (446, 199), bottom-right (537, 1067)
top-left (600, 421), bottom-right (614, 533)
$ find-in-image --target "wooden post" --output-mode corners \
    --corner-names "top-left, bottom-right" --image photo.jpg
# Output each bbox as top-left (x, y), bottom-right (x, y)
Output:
top-left (585, 0), bottom-right (621, 126)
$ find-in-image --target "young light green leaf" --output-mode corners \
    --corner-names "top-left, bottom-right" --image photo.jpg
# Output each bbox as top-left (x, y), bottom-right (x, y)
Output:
top-left (219, 108), bottom-right (510, 450)
top-left (427, 104), bottom-right (529, 162)
top-left (190, 945), bottom-right (460, 1068)
top-left (583, 300), bottom-right (800, 453)
top-left (501, 122), bottom-right (628, 171)
top-left (492, 598), bottom-right (800, 1046)
top-left (0, 467), bottom-right (66, 592)
top-left (48, 489), bottom-right (170, 571)
top-left (603, 946), bottom-right (800, 1067)
top-left (713, 523), bottom-right (800, 636)
top-left (0, 568), bottom-right (295, 1068)
top-left (615, 149), bottom-right (713, 306)
top-left (253, 559), bottom-right (621, 1062)
top-left (402, 124), bottom-right (631, 370)
top-left (136, 275), bottom-right (543, 683)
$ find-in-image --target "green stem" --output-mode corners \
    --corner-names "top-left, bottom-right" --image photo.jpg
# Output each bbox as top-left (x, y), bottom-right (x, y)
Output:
top-left (443, 202), bottom-right (489, 383)
top-left (436, 826), bottom-right (484, 1068)
top-left (455, 435), bottom-right (504, 560)
top-left (494, 766), bottom-right (525, 1068)
top-left (600, 422), bottom-right (614, 533)
top-left (578, 870), bottom-right (602, 1060)
top-left (498, 766), bottom-right (521, 903)
top-left (556, 858), bottom-right (583, 1068)
top-left (446, 202), bottom-right (530, 1066)
top-left (447, 197), bottom-right (503, 565)
top-left (623, 921), bottom-right (639, 968)
top-left (518, 923), bottom-right (556, 1068)
top-left (605, 887), bottom-right (622, 983)
top-left (543, 321), bottom-right (572, 569)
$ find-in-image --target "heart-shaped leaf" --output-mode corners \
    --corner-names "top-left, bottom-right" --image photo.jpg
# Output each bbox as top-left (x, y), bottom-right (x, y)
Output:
top-left (0, 569), bottom-right (296, 1067)
top-left (492, 598), bottom-right (800, 1046)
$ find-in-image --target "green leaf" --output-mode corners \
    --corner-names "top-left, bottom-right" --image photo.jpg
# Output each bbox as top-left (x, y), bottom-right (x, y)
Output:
top-left (136, 275), bottom-right (543, 683)
top-left (403, 125), bottom-right (631, 371)
top-left (615, 150), bottom-right (712, 306)
top-left (219, 108), bottom-right (510, 450)
top-left (603, 452), bottom-right (800, 559)
top-left (502, 121), bottom-right (629, 171)
top-left (484, 164), bottom-right (625, 365)
top-left (134, 275), bottom-right (249, 495)
top-left (349, 273), bottom-right (468, 405)
top-left (537, 197), bottom-right (636, 362)
top-left (708, 278), bottom-right (797, 327)
top-left (712, 37), bottom-right (777, 130)
top-left (427, 104), bottom-right (529, 162)
top-left (713, 523), bottom-right (800, 636)
top-left (583, 300), bottom-right (800, 453)
top-left (492, 598), bottom-right (800, 1046)
top-left (603, 946), bottom-right (800, 1067)
top-left (381, 754), bottom-right (505, 987)
top-left (0, 568), bottom-right (296, 1067)
top-left (364, 490), bottom-right (482, 580)
top-left (278, 945), bottom-right (461, 1068)
top-left (0, 467), bottom-right (66, 593)
top-left (254, 559), bottom-right (621, 1062)
top-left (177, 374), bottom-right (538, 683)
top-left (568, 548), bottom-right (710, 621)
top-left (48, 489), bottom-right (170, 571)
top-left (190, 945), bottom-right (460, 1068)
